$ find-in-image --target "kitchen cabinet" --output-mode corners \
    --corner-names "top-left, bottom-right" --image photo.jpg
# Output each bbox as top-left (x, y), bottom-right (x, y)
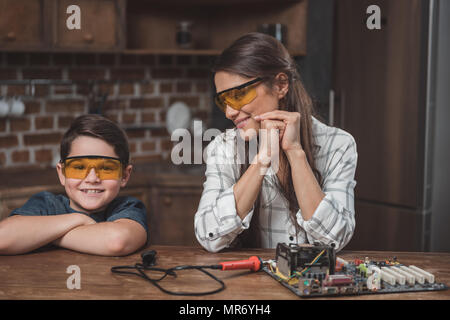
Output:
top-left (0, 0), bottom-right (307, 56)
top-left (52, 0), bottom-right (125, 51)
top-left (0, 0), bottom-right (125, 52)
top-left (148, 182), bottom-right (203, 246)
top-left (333, 0), bottom-right (430, 251)
top-left (350, 201), bottom-right (426, 251)
top-left (0, 0), bottom-right (50, 50)
top-left (0, 185), bottom-right (64, 220)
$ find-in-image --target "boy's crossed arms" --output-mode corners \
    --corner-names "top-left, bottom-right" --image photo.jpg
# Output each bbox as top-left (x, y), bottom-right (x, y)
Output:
top-left (0, 213), bottom-right (146, 256)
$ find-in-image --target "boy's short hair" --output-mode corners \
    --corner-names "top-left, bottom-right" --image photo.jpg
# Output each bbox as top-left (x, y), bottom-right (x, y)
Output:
top-left (60, 114), bottom-right (130, 166)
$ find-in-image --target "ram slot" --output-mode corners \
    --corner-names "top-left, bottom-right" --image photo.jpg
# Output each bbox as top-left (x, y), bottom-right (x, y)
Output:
top-left (408, 266), bottom-right (435, 284)
top-left (399, 266), bottom-right (425, 284)
top-left (371, 266), bottom-right (395, 286)
top-left (393, 267), bottom-right (415, 285)
top-left (368, 265), bottom-right (378, 273)
top-left (382, 267), bottom-right (405, 285)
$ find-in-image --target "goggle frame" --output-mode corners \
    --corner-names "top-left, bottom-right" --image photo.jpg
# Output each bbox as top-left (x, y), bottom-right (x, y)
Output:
top-left (214, 77), bottom-right (264, 112)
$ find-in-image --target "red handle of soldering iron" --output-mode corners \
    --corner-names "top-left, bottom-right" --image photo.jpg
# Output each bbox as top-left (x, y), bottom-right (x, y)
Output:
top-left (219, 256), bottom-right (262, 272)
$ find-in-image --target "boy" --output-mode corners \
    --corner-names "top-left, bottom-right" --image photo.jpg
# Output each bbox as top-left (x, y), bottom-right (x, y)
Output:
top-left (0, 114), bottom-right (148, 256)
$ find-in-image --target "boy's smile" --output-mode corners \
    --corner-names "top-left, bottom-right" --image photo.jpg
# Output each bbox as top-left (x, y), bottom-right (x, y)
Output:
top-left (57, 136), bottom-right (132, 214)
top-left (80, 189), bottom-right (105, 194)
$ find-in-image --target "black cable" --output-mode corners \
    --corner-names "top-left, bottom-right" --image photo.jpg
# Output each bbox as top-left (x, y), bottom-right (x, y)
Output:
top-left (111, 262), bottom-right (226, 296)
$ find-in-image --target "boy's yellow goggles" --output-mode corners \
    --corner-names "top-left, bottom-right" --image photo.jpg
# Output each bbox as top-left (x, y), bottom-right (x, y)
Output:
top-left (61, 156), bottom-right (123, 180)
top-left (214, 77), bottom-right (263, 112)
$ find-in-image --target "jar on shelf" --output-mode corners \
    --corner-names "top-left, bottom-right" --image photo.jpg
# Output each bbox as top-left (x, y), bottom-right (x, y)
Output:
top-left (257, 23), bottom-right (287, 46)
top-left (176, 21), bottom-right (193, 49)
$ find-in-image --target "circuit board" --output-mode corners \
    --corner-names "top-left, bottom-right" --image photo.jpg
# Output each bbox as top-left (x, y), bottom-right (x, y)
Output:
top-left (263, 243), bottom-right (448, 298)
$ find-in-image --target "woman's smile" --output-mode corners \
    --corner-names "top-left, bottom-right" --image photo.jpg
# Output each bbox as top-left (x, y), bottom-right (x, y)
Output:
top-left (235, 116), bottom-right (251, 128)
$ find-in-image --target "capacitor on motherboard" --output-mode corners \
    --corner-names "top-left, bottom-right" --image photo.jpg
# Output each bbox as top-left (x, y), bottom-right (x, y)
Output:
top-left (336, 257), bottom-right (349, 272)
top-left (358, 264), bottom-right (368, 277)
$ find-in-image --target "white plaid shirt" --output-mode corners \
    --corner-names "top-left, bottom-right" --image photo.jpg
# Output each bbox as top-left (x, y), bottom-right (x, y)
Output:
top-left (194, 117), bottom-right (358, 252)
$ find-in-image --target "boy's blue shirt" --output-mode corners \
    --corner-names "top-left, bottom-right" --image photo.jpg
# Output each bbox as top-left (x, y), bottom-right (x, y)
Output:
top-left (9, 191), bottom-right (148, 234)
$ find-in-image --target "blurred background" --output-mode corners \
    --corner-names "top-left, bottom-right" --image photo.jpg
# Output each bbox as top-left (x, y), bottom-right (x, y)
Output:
top-left (0, 0), bottom-right (448, 252)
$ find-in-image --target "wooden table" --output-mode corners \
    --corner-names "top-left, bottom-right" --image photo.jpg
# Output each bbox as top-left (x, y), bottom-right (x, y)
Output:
top-left (0, 245), bottom-right (449, 300)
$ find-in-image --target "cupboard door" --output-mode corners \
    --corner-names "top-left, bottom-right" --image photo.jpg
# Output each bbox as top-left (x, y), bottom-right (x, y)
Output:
top-left (345, 200), bottom-right (427, 251)
top-left (53, 0), bottom-right (125, 51)
top-left (149, 186), bottom-right (202, 247)
top-left (0, 0), bottom-right (47, 49)
top-left (118, 187), bottom-right (150, 237)
top-left (118, 187), bottom-right (148, 207)
top-left (333, 0), bottom-right (425, 207)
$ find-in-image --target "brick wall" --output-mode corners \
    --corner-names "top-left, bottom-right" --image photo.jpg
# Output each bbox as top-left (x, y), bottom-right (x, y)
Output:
top-left (0, 52), bottom-right (214, 169)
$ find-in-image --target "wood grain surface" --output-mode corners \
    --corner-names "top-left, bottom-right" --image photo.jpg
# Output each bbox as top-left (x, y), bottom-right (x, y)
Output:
top-left (0, 245), bottom-right (448, 300)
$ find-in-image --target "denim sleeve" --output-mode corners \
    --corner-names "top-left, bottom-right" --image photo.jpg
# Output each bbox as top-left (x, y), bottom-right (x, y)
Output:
top-left (106, 197), bottom-right (148, 234)
top-left (9, 191), bottom-right (64, 217)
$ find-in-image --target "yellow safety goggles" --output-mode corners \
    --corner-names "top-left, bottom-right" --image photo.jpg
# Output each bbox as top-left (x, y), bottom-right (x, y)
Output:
top-left (214, 77), bottom-right (263, 112)
top-left (61, 156), bottom-right (123, 180)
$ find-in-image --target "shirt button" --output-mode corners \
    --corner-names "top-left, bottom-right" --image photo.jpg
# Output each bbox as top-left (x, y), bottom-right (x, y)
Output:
top-left (209, 232), bottom-right (214, 238)
top-left (289, 236), bottom-right (294, 241)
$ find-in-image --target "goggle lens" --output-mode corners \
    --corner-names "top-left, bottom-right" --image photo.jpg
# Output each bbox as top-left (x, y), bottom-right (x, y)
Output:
top-left (215, 78), bottom-right (262, 112)
top-left (62, 157), bottom-right (123, 180)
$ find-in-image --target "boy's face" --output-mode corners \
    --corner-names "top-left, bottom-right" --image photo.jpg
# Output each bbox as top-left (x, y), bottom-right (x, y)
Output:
top-left (56, 136), bottom-right (132, 214)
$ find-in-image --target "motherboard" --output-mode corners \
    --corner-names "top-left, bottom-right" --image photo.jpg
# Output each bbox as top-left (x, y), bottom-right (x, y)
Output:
top-left (262, 243), bottom-right (448, 298)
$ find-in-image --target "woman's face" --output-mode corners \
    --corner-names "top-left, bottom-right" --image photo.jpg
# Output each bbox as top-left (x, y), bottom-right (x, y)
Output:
top-left (214, 71), bottom-right (281, 140)
top-left (56, 136), bottom-right (132, 214)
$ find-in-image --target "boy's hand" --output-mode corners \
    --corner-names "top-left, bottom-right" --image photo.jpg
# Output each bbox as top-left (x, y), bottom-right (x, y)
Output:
top-left (69, 212), bottom-right (97, 226)
top-left (51, 213), bottom-right (96, 246)
top-left (52, 218), bottom-right (147, 256)
top-left (78, 213), bottom-right (97, 226)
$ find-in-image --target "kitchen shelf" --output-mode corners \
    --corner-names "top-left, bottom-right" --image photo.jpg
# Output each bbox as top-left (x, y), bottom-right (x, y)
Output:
top-left (126, 0), bottom-right (308, 57)
top-left (123, 48), bottom-right (306, 57)
top-left (123, 49), bottom-right (222, 56)
top-left (131, 0), bottom-right (301, 5)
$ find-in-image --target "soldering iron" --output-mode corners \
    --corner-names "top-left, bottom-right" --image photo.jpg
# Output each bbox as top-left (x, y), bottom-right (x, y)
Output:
top-left (111, 251), bottom-right (269, 296)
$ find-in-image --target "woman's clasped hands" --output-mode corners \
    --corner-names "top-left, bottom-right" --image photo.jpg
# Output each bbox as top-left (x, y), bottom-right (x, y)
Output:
top-left (254, 110), bottom-right (303, 170)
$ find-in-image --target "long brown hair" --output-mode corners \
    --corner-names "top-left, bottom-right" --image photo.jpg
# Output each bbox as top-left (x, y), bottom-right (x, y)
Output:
top-left (212, 32), bottom-right (322, 247)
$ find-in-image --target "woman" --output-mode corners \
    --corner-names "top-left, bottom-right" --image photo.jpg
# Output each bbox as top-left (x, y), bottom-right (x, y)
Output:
top-left (194, 33), bottom-right (357, 253)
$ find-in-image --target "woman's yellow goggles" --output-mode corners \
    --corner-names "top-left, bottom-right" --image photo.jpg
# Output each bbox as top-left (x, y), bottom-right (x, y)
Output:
top-left (61, 155), bottom-right (123, 180)
top-left (214, 77), bottom-right (263, 112)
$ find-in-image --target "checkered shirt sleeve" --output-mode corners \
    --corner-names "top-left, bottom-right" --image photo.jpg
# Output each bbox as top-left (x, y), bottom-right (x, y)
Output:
top-left (194, 133), bottom-right (253, 252)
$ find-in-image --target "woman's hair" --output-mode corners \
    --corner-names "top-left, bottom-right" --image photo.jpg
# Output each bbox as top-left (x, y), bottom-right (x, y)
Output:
top-left (60, 114), bottom-right (130, 166)
top-left (212, 32), bottom-right (322, 247)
